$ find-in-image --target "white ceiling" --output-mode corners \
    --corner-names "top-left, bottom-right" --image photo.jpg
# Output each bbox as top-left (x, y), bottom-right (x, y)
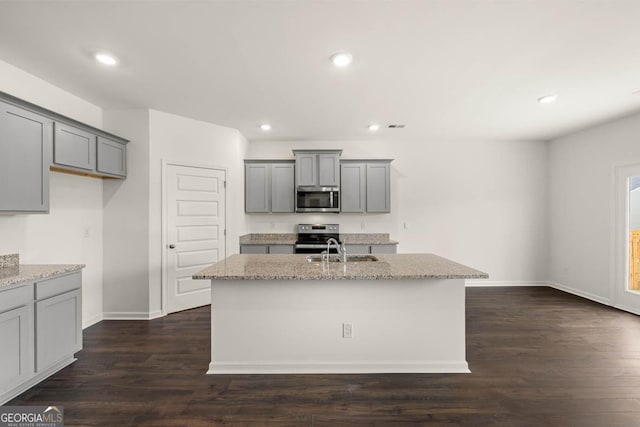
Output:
top-left (1, 0), bottom-right (640, 142)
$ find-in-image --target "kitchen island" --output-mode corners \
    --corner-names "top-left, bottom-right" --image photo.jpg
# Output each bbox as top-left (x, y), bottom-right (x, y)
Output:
top-left (194, 253), bottom-right (488, 374)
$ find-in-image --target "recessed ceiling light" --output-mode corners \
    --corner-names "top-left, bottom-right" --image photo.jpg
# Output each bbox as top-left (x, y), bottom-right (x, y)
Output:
top-left (260, 123), bottom-right (272, 131)
top-left (331, 52), bottom-right (353, 67)
top-left (94, 52), bottom-right (118, 66)
top-left (537, 94), bottom-right (558, 104)
top-left (367, 123), bottom-right (380, 132)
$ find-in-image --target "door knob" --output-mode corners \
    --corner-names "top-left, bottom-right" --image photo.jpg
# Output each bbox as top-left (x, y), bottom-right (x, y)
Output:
top-left (169, 244), bottom-right (176, 249)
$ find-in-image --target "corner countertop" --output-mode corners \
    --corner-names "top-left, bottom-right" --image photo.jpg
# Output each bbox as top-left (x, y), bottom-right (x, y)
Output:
top-left (239, 233), bottom-right (399, 245)
top-left (193, 253), bottom-right (488, 281)
top-left (0, 254), bottom-right (85, 290)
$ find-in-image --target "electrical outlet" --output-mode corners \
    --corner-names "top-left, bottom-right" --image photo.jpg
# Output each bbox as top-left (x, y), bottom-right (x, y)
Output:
top-left (343, 322), bottom-right (353, 339)
top-left (360, 221), bottom-right (366, 230)
top-left (403, 222), bottom-right (409, 230)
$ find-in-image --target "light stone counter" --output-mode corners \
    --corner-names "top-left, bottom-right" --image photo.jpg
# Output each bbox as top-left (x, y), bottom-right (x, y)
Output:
top-left (239, 234), bottom-right (297, 245)
top-left (193, 253), bottom-right (487, 281)
top-left (0, 254), bottom-right (84, 290)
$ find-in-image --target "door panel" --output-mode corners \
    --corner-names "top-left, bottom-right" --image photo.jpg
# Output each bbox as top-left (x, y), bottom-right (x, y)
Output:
top-left (166, 164), bottom-right (226, 314)
top-left (614, 165), bottom-right (640, 314)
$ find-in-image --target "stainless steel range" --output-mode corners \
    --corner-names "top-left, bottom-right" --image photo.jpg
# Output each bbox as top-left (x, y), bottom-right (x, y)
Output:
top-left (295, 224), bottom-right (341, 254)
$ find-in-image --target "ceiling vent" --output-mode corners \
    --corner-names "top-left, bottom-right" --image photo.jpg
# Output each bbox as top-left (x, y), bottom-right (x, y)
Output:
top-left (387, 124), bottom-right (406, 129)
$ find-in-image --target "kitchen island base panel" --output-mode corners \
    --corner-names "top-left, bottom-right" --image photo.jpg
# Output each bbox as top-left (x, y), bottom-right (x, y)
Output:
top-left (208, 279), bottom-right (467, 374)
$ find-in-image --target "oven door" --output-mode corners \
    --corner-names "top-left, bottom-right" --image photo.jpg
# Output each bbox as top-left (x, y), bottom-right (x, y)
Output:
top-left (294, 244), bottom-right (340, 254)
top-left (296, 189), bottom-right (340, 213)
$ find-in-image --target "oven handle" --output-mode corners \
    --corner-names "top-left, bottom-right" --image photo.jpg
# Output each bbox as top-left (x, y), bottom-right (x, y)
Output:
top-left (295, 244), bottom-right (332, 249)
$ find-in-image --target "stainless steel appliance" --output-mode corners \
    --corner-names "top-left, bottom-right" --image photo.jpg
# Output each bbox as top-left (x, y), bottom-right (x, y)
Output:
top-left (295, 224), bottom-right (341, 254)
top-left (295, 187), bottom-right (340, 213)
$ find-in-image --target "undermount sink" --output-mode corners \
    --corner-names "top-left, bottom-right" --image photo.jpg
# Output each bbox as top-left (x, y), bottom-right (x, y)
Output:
top-left (306, 254), bottom-right (379, 263)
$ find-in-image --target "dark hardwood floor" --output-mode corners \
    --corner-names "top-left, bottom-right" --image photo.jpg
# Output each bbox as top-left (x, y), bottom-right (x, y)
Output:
top-left (8, 287), bottom-right (640, 426)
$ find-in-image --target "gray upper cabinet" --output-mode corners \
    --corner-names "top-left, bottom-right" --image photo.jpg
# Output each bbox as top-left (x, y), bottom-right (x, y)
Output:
top-left (295, 153), bottom-right (317, 186)
top-left (318, 153), bottom-right (340, 186)
top-left (0, 101), bottom-right (51, 213)
top-left (54, 125), bottom-right (128, 179)
top-left (366, 162), bottom-right (391, 213)
top-left (96, 136), bottom-right (127, 177)
top-left (340, 162), bottom-right (366, 213)
top-left (53, 123), bottom-right (96, 171)
top-left (245, 162), bottom-right (270, 213)
top-left (245, 161), bottom-right (295, 213)
top-left (340, 160), bottom-right (392, 213)
top-left (293, 150), bottom-right (342, 188)
top-left (271, 162), bottom-right (295, 213)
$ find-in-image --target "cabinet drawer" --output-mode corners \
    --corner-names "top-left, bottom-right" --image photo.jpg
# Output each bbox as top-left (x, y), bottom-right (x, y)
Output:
top-left (268, 245), bottom-right (294, 254)
top-left (0, 284), bottom-right (32, 314)
top-left (240, 245), bottom-right (269, 254)
top-left (345, 244), bottom-right (370, 254)
top-left (371, 244), bottom-right (397, 254)
top-left (35, 271), bottom-right (81, 301)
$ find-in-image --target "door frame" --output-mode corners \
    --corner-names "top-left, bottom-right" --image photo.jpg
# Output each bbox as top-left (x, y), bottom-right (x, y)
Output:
top-left (611, 160), bottom-right (640, 315)
top-left (161, 159), bottom-right (228, 316)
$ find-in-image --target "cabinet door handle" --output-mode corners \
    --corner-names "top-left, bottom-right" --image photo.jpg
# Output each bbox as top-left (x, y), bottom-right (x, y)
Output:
top-left (169, 244), bottom-right (176, 249)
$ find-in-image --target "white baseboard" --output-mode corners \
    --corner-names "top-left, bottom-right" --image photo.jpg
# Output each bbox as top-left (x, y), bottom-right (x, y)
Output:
top-left (148, 310), bottom-right (163, 320)
top-left (103, 311), bottom-right (165, 320)
top-left (82, 313), bottom-right (103, 329)
top-left (613, 303), bottom-right (640, 316)
top-left (207, 360), bottom-right (470, 375)
top-left (547, 281), bottom-right (612, 306)
top-left (466, 280), bottom-right (548, 287)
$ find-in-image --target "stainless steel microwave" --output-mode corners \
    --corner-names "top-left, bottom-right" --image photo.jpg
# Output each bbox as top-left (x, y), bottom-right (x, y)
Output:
top-left (295, 187), bottom-right (340, 213)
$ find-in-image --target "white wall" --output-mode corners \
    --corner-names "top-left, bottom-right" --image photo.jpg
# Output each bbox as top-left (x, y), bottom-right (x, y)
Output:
top-left (148, 110), bottom-right (248, 313)
top-left (549, 112), bottom-right (640, 303)
top-left (102, 110), bottom-right (151, 318)
top-left (99, 109), bottom-right (248, 318)
top-left (247, 139), bottom-right (548, 282)
top-left (0, 59), bottom-right (105, 328)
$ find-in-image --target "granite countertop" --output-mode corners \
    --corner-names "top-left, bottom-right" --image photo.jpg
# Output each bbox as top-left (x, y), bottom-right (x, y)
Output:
top-left (0, 254), bottom-right (85, 290)
top-left (239, 233), bottom-right (398, 245)
top-left (239, 234), bottom-right (297, 245)
top-left (193, 253), bottom-right (488, 281)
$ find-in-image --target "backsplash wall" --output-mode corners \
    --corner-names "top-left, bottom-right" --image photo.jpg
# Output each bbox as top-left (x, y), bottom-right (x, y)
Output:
top-left (246, 139), bottom-right (548, 283)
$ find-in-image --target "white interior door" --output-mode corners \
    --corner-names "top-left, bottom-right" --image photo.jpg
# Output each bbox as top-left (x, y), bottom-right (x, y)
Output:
top-left (613, 162), bottom-right (640, 315)
top-left (165, 163), bottom-right (226, 314)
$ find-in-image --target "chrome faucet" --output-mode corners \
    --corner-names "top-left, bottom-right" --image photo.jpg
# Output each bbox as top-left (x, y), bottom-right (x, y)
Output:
top-left (326, 238), bottom-right (347, 263)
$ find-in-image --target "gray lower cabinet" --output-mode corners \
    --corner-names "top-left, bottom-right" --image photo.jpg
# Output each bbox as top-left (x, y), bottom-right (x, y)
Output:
top-left (267, 245), bottom-right (294, 254)
top-left (340, 160), bottom-right (392, 213)
top-left (0, 271), bottom-right (82, 404)
top-left (245, 161), bottom-right (295, 213)
top-left (240, 245), bottom-right (268, 254)
top-left (35, 288), bottom-right (82, 372)
top-left (0, 285), bottom-right (33, 396)
top-left (370, 244), bottom-right (397, 254)
top-left (0, 101), bottom-right (51, 213)
top-left (345, 244), bottom-right (397, 254)
top-left (96, 136), bottom-right (127, 177)
top-left (240, 245), bottom-right (295, 254)
top-left (54, 122), bottom-right (96, 171)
